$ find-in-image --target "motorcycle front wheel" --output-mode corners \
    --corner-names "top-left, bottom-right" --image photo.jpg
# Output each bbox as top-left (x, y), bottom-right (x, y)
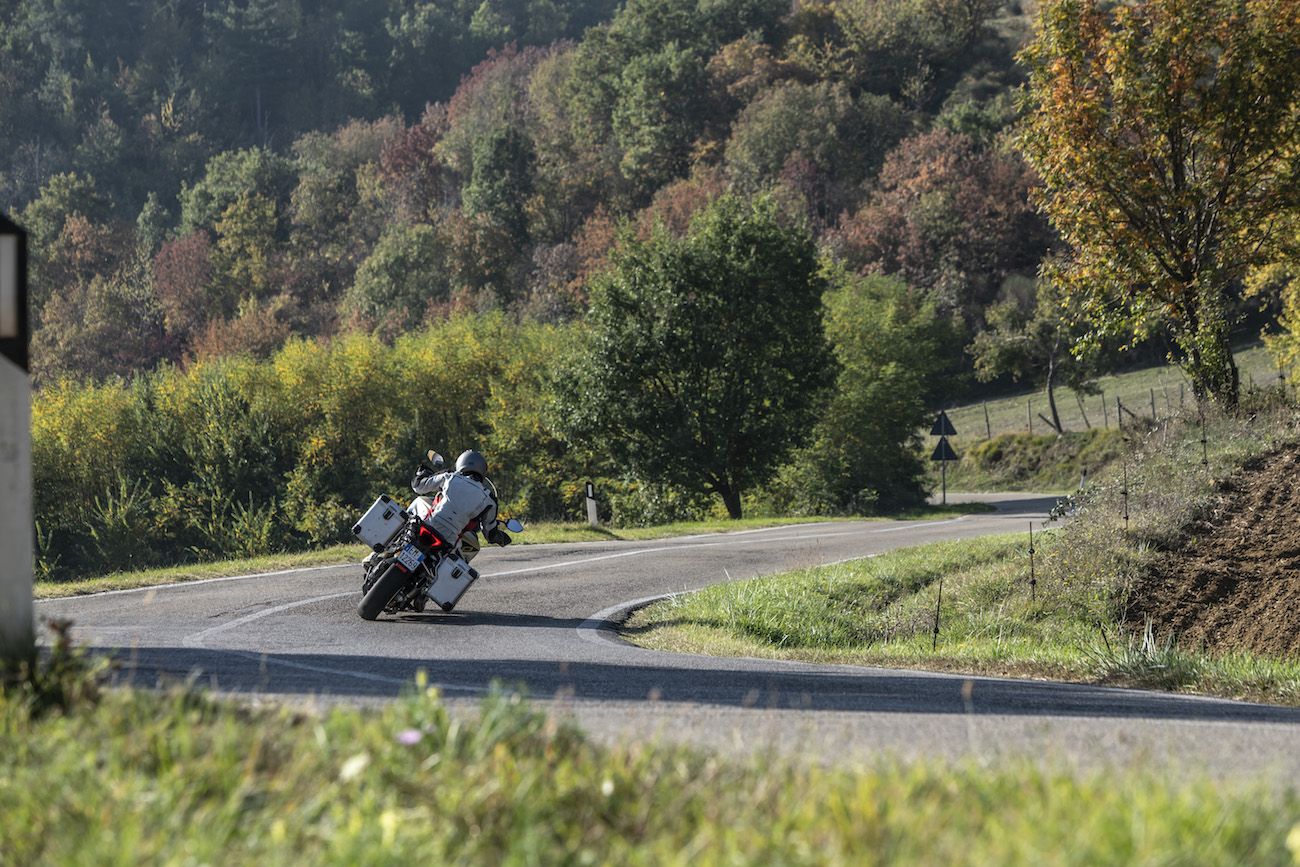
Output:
top-left (357, 562), bottom-right (408, 620)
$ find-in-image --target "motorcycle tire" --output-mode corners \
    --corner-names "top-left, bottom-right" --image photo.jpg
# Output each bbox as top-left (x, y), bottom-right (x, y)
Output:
top-left (357, 562), bottom-right (408, 620)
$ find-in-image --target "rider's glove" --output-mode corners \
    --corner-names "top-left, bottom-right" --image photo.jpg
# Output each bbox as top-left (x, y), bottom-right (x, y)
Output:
top-left (411, 467), bottom-right (435, 491)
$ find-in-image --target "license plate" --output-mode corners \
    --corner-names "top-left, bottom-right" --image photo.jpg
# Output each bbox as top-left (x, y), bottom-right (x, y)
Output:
top-left (396, 544), bottom-right (424, 572)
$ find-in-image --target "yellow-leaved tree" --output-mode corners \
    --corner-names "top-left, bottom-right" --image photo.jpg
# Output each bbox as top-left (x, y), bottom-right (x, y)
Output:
top-left (1018, 0), bottom-right (1300, 408)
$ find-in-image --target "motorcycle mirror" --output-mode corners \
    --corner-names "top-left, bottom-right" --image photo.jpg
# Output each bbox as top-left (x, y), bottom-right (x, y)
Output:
top-left (427, 450), bottom-right (444, 469)
top-left (504, 518), bottom-right (523, 533)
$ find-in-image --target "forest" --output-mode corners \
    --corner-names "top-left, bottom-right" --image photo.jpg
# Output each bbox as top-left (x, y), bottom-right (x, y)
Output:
top-left (6, 0), bottom-right (1041, 376)
top-left (7, 0), bottom-right (1297, 578)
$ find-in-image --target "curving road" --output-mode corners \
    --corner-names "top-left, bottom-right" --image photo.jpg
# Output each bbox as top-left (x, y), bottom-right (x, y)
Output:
top-left (35, 494), bottom-right (1300, 784)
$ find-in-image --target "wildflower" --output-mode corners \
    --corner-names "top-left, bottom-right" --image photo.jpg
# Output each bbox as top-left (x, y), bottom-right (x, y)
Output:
top-left (339, 753), bottom-right (370, 783)
top-left (398, 728), bottom-right (423, 745)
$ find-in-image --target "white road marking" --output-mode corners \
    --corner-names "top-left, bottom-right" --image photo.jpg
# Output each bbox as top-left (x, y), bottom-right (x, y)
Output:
top-left (147, 519), bottom-right (969, 652)
top-left (183, 592), bottom-right (356, 647)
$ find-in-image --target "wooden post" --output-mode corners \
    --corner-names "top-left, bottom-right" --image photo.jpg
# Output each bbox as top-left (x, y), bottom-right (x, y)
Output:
top-left (1028, 523), bottom-right (1037, 602)
top-left (932, 577), bottom-right (944, 651)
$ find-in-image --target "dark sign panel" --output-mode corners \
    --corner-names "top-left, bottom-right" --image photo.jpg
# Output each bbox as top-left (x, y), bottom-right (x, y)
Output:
top-left (931, 436), bottom-right (959, 462)
top-left (0, 213), bottom-right (28, 372)
top-left (929, 410), bottom-right (957, 437)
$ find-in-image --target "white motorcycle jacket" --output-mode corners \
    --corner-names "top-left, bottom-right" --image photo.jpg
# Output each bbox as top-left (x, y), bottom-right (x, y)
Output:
top-left (411, 470), bottom-right (499, 546)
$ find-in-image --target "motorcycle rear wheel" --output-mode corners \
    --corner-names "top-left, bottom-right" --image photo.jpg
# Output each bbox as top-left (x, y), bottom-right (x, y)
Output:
top-left (357, 562), bottom-right (408, 620)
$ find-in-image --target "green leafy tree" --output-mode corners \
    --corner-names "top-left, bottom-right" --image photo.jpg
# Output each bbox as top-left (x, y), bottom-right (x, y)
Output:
top-left (611, 44), bottom-right (710, 196)
top-left (288, 117), bottom-right (402, 299)
top-left (462, 124), bottom-right (536, 245)
top-left (178, 147), bottom-right (295, 235)
top-left (342, 224), bottom-right (453, 336)
top-left (209, 191), bottom-right (280, 317)
top-left (562, 0), bottom-right (786, 203)
top-left (552, 194), bottom-right (834, 519)
top-left (724, 81), bottom-right (913, 217)
top-left (1017, 0), bottom-right (1300, 408)
top-left (789, 0), bottom-right (1001, 105)
top-left (796, 270), bottom-right (959, 514)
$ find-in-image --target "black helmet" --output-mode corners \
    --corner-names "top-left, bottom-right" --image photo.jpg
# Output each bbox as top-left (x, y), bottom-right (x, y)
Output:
top-left (455, 449), bottom-right (488, 478)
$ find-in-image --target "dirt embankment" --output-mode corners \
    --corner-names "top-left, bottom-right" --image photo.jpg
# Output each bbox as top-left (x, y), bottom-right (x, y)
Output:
top-left (1125, 441), bottom-right (1300, 658)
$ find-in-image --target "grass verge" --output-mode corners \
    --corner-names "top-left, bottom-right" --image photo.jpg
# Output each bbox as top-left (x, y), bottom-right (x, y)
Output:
top-left (4, 680), bottom-right (1300, 865)
top-left (622, 531), bottom-right (1300, 704)
top-left (626, 392), bottom-right (1300, 706)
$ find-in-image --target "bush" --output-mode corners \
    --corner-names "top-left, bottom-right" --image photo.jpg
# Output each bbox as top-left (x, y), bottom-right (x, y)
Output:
top-left (30, 315), bottom-right (597, 578)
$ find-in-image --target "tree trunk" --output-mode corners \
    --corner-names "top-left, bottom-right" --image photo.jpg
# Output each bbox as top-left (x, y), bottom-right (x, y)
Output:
top-left (1044, 352), bottom-right (1063, 434)
top-left (1187, 339), bottom-right (1240, 411)
top-left (720, 487), bottom-right (743, 520)
top-left (1183, 302), bottom-right (1240, 410)
top-left (1040, 337), bottom-right (1060, 436)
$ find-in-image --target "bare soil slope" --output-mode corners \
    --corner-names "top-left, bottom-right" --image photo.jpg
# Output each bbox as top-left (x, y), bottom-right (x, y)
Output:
top-left (1125, 441), bottom-right (1300, 658)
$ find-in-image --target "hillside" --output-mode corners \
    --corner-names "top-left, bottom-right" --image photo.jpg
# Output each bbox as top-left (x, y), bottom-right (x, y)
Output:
top-left (926, 345), bottom-right (1283, 492)
top-left (5, 0), bottom-right (1042, 387)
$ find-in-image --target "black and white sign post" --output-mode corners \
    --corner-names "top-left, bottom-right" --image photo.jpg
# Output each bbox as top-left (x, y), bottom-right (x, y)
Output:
top-left (585, 481), bottom-right (598, 528)
top-left (930, 410), bottom-right (958, 506)
top-left (0, 213), bottom-right (32, 664)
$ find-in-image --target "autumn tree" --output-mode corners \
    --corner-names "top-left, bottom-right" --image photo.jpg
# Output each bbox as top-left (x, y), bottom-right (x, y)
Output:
top-left (379, 106), bottom-right (450, 225)
top-left (1017, 0), bottom-right (1300, 408)
top-left (153, 230), bottom-right (215, 353)
top-left (836, 128), bottom-right (1050, 328)
top-left (551, 194), bottom-right (833, 519)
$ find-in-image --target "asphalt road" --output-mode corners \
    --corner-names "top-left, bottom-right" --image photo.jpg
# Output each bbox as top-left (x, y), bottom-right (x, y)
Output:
top-left (35, 494), bottom-right (1300, 784)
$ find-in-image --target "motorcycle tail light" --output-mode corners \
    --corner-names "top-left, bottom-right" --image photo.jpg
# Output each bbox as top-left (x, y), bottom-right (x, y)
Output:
top-left (417, 524), bottom-right (441, 548)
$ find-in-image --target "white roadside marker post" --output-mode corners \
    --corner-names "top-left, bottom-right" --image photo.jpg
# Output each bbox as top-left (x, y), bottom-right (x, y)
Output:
top-left (0, 213), bottom-right (32, 666)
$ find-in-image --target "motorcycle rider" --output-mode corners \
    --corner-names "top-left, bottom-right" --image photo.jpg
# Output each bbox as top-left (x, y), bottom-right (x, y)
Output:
top-left (411, 449), bottom-right (512, 561)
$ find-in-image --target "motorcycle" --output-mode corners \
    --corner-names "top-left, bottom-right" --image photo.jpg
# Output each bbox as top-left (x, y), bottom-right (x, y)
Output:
top-left (351, 450), bottom-right (523, 621)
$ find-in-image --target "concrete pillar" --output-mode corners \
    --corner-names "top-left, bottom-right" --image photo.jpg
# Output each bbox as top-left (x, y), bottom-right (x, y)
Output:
top-left (0, 358), bottom-right (32, 660)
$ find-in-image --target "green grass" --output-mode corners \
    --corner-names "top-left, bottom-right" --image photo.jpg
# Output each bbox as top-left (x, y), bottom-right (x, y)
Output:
top-left (624, 529), bottom-right (1300, 704)
top-left (926, 344), bottom-right (1283, 491)
top-left (5, 680), bottom-right (1300, 865)
top-left (628, 389), bottom-right (1300, 705)
top-left (941, 344), bottom-right (1281, 447)
top-left (624, 533), bottom-right (1108, 681)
